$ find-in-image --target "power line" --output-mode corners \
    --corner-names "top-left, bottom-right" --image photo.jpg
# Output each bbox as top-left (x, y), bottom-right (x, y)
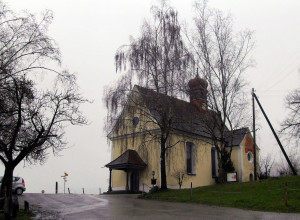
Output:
top-left (262, 66), bottom-right (299, 92)
top-left (256, 47), bottom-right (300, 90)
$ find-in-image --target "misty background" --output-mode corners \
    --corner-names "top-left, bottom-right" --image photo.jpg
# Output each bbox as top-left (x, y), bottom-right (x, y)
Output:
top-left (0, 0), bottom-right (299, 194)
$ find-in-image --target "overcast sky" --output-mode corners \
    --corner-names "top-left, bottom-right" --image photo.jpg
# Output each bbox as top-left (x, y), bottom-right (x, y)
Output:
top-left (1, 0), bottom-right (300, 194)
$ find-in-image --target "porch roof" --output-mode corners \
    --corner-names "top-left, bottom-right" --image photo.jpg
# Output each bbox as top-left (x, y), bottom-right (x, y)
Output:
top-left (105, 149), bottom-right (147, 170)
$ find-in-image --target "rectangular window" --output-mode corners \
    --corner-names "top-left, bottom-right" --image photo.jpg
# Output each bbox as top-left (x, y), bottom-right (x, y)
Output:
top-left (186, 142), bottom-right (193, 174)
top-left (211, 148), bottom-right (216, 177)
top-left (211, 147), bottom-right (218, 178)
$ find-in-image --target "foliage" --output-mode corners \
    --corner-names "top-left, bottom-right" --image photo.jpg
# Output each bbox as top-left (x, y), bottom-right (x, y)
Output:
top-left (220, 149), bottom-right (235, 172)
top-left (143, 176), bottom-right (300, 213)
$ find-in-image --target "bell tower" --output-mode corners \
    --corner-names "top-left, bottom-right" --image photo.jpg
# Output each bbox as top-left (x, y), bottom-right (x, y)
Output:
top-left (188, 74), bottom-right (208, 113)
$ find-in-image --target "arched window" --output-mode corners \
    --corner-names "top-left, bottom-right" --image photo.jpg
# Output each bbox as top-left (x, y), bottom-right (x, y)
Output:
top-left (247, 152), bottom-right (253, 163)
top-left (132, 117), bottom-right (139, 127)
top-left (249, 173), bottom-right (253, 181)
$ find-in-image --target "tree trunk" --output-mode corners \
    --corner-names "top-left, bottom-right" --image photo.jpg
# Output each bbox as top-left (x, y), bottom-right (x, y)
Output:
top-left (218, 165), bottom-right (226, 183)
top-left (216, 147), bottom-right (225, 183)
top-left (160, 141), bottom-right (167, 190)
top-left (2, 164), bottom-right (14, 220)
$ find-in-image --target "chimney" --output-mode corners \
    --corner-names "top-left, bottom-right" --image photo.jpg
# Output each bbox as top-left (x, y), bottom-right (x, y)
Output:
top-left (188, 74), bottom-right (208, 113)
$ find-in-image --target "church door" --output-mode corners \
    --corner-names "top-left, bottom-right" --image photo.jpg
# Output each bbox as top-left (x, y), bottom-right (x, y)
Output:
top-left (130, 171), bottom-right (139, 193)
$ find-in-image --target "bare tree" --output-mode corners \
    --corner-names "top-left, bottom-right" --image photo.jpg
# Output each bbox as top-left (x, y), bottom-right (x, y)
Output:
top-left (276, 152), bottom-right (300, 176)
top-left (104, 1), bottom-right (194, 190)
top-left (0, 3), bottom-right (60, 81)
top-left (281, 84), bottom-right (300, 145)
top-left (259, 153), bottom-right (274, 179)
top-left (172, 170), bottom-right (189, 189)
top-left (187, 0), bottom-right (255, 182)
top-left (0, 2), bottom-right (87, 219)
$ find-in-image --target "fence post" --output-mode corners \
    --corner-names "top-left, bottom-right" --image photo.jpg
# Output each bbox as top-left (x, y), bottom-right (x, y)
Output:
top-left (24, 201), bottom-right (29, 214)
top-left (68, 188), bottom-right (70, 194)
top-left (55, 182), bottom-right (58, 194)
top-left (83, 188), bottom-right (85, 194)
top-left (190, 182), bottom-right (192, 200)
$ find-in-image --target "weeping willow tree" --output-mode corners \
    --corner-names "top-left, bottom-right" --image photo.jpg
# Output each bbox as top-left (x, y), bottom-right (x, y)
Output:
top-left (188, 0), bottom-right (255, 182)
top-left (104, 1), bottom-right (194, 190)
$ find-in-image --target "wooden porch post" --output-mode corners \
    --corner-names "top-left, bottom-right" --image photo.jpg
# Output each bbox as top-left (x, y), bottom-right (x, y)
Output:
top-left (108, 168), bottom-right (112, 192)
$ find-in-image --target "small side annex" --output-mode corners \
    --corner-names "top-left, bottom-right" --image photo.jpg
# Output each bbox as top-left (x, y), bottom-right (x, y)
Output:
top-left (105, 149), bottom-right (146, 192)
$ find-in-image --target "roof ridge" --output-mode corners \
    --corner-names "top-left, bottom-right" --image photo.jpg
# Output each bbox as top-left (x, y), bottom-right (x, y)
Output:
top-left (135, 84), bottom-right (219, 116)
top-left (231, 127), bottom-right (249, 132)
top-left (134, 84), bottom-right (191, 106)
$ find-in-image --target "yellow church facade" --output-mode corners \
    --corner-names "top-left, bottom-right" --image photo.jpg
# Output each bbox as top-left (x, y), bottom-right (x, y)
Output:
top-left (105, 78), bottom-right (259, 192)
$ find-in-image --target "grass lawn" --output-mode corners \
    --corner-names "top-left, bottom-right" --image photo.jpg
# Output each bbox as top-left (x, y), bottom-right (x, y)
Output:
top-left (142, 176), bottom-right (300, 213)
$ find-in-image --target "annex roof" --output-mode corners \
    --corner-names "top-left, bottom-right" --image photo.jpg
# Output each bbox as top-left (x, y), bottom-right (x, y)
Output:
top-left (105, 149), bottom-right (147, 170)
top-left (225, 127), bottom-right (249, 147)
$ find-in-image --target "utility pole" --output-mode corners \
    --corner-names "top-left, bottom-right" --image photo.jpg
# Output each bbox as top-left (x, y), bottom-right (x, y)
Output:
top-left (61, 172), bottom-right (68, 194)
top-left (252, 88), bottom-right (257, 180)
top-left (252, 90), bottom-right (297, 176)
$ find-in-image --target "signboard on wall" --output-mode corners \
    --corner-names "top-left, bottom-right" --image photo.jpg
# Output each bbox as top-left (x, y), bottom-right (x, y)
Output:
top-left (227, 172), bottom-right (237, 182)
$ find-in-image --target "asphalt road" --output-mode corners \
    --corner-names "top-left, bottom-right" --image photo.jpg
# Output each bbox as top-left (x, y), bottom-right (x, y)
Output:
top-left (18, 193), bottom-right (300, 220)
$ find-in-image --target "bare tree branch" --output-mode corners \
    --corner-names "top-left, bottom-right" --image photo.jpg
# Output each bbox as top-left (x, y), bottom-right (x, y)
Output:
top-left (187, 0), bottom-right (254, 182)
top-left (0, 2), bottom-right (88, 218)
